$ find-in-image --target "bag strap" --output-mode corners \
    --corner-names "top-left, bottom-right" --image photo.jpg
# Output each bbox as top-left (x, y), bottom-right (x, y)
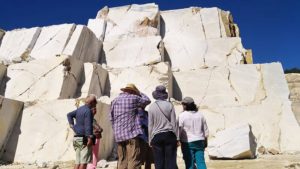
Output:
top-left (155, 101), bottom-right (172, 122)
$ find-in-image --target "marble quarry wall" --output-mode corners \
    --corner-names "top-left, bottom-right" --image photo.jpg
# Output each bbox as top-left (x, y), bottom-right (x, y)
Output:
top-left (286, 73), bottom-right (300, 125)
top-left (0, 3), bottom-right (299, 164)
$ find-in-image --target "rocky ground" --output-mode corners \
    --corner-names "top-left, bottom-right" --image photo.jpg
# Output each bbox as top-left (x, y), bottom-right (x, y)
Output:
top-left (1, 155), bottom-right (300, 169)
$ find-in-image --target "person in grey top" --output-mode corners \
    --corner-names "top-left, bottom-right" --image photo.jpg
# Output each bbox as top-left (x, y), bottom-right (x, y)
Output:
top-left (148, 85), bottom-right (179, 169)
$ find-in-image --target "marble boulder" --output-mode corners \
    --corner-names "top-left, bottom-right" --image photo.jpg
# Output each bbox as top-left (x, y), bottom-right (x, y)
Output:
top-left (207, 123), bottom-right (256, 159)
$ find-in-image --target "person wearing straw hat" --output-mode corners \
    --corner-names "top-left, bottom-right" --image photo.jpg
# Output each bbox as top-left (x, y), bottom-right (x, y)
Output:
top-left (148, 85), bottom-right (179, 169)
top-left (110, 83), bottom-right (151, 169)
top-left (178, 97), bottom-right (209, 169)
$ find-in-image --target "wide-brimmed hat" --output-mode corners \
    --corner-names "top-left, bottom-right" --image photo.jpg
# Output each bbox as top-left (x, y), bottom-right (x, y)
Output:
top-left (182, 97), bottom-right (194, 104)
top-left (152, 85), bottom-right (168, 100)
top-left (121, 83), bottom-right (139, 93)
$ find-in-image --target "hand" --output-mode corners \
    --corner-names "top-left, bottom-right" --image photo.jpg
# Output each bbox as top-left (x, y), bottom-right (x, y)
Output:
top-left (177, 141), bottom-right (181, 147)
top-left (87, 138), bottom-right (93, 147)
top-left (204, 139), bottom-right (208, 148)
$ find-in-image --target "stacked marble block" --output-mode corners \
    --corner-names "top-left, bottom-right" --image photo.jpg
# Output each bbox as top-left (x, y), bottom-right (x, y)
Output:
top-left (0, 23), bottom-right (110, 163)
top-left (87, 3), bottom-right (300, 159)
top-left (0, 2), bottom-right (299, 164)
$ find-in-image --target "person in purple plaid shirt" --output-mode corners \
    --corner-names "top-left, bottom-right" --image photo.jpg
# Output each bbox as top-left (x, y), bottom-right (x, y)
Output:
top-left (110, 84), bottom-right (151, 169)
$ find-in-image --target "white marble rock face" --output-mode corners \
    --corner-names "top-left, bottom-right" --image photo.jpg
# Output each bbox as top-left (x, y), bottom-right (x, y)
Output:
top-left (207, 123), bottom-right (256, 159)
top-left (62, 25), bottom-right (102, 63)
top-left (103, 35), bottom-right (162, 68)
top-left (165, 37), bottom-right (246, 70)
top-left (0, 27), bottom-right (41, 63)
top-left (87, 18), bottom-right (106, 41)
top-left (200, 7), bottom-right (228, 39)
top-left (4, 57), bottom-right (66, 102)
top-left (99, 3), bottom-right (160, 40)
top-left (174, 63), bottom-right (300, 152)
top-left (173, 64), bottom-right (260, 107)
top-left (286, 73), bottom-right (300, 102)
top-left (108, 62), bottom-right (172, 100)
top-left (2, 99), bottom-right (77, 163)
top-left (30, 24), bottom-right (75, 60)
top-left (0, 97), bottom-right (24, 159)
top-left (162, 7), bottom-right (246, 70)
top-left (2, 98), bottom-right (115, 163)
top-left (286, 73), bottom-right (300, 125)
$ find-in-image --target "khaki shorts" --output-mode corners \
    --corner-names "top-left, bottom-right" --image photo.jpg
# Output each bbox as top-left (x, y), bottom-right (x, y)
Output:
top-left (73, 137), bottom-right (92, 164)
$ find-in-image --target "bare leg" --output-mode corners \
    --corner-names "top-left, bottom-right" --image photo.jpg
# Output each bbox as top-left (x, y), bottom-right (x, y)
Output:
top-left (79, 164), bottom-right (87, 169)
top-left (74, 164), bottom-right (80, 169)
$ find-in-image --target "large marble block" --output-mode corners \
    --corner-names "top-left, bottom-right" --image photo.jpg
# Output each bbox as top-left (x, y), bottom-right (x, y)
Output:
top-left (161, 7), bottom-right (245, 70)
top-left (0, 27), bottom-right (41, 63)
top-left (5, 57), bottom-right (66, 102)
top-left (96, 96), bottom-right (114, 159)
top-left (63, 25), bottom-right (102, 63)
top-left (108, 62), bottom-right (172, 100)
top-left (207, 124), bottom-right (256, 159)
top-left (103, 35), bottom-right (162, 68)
top-left (87, 64), bottom-right (108, 98)
top-left (0, 96), bottom-right (24, 159)
top-left (174, 63), bottom-right (300, 152)
top-left (80, 63), bottom-right (108, 98)
top-left (2, 98), bottom-right (115, 163)
top-left (59, 57), bottom-right (84, 99)
top-left (87, 19), bottom-right (106, 41)
top-left (98, 3), bottom-right (160, 40)
top-left (2, 99), bottom-right (76, 163)
top-left (164, 36), bottom-right (246, 71)
top-left (173, 64), bottom-right (260, 107)
top-left (30, 24), bottom-right (75, 60)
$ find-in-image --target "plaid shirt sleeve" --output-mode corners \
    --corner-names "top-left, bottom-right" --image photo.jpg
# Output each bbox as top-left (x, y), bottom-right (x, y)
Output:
top-left (137, 92), bottom-right (151, 107)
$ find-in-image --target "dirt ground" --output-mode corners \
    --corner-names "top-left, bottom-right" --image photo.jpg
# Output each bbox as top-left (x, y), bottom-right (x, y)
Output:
top-left (1, 155), bottom-right (300, 169)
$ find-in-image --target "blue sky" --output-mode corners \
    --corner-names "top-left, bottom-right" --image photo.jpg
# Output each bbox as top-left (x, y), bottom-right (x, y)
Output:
top-left (1, 0), bottom-right (299, 69)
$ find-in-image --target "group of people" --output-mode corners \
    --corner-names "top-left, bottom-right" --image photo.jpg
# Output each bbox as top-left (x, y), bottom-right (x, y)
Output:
top-left (67, 83), bottom-right (209, 169)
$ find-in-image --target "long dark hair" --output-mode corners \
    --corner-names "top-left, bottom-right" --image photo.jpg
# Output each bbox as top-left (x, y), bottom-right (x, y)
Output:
top-left (183, 102), bottom-right (198, 111)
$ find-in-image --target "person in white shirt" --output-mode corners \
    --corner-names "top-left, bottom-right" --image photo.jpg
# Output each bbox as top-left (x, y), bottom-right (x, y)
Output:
top-left (178, 97), bottom-right (209, 169)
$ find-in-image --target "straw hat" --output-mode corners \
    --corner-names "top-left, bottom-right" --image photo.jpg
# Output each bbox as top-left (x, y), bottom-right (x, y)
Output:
top-left (121, 83), bottom-right (140, 93)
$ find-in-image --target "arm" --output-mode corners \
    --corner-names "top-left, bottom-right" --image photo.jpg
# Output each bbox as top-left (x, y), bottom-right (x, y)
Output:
top-left (137, 93), bottom-right (151, 108)
top-left (85, 109), bottom-right (94, 146)
top-left (178, 114), bottom-right (183, 142)
top-left (67, 110), bottom-right (76, 129)
top-left (202, 116), bottom-right (209, 148)
top-left (170, 104), bottom-right (179, 141)
top-left (84, 109), bottom-right (94, 137)
top-left (148, 106), bottom-right (154, 144)
top-left (109, 100), bottom-right (115, 126)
